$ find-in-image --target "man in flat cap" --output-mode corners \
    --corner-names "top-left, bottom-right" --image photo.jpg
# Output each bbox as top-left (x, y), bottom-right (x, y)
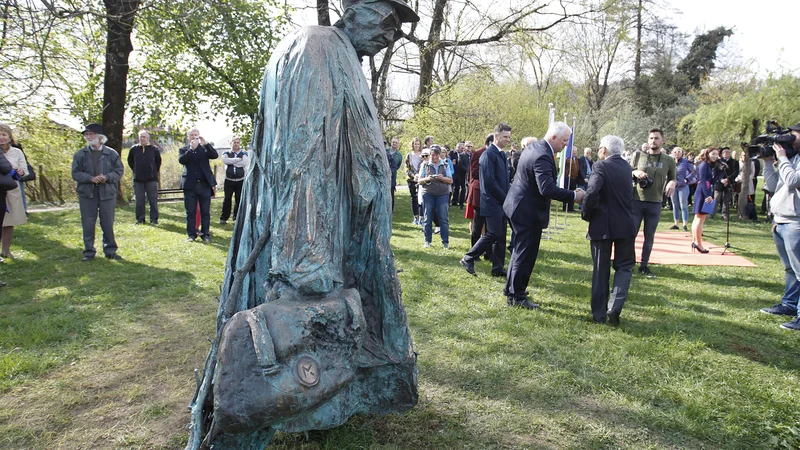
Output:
top-left (188, 1), bottom-right (421, 448)
top-left (71, 123), bottom-right (124, 261)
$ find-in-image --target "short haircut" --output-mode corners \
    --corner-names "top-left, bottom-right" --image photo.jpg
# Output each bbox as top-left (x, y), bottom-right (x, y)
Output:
top-left (485, 134), bottom-right (494, 146)
top-left (599, 135), bottom-right (624, 156)
top-left (544, 122), bottom-right (571, 141)
top-left (187, 127), bottom-right (200, 137)
top-left (649, 128), bottom-right (663, 137)
top-left (521, 136), bottom-right (537, 147)
top-left (430, 145), bottom-right (441, 154)
top-left (424, 135), bottom-right (434, 146)
top-left (138, 130), bottom-right (150, 137)
top-left (495, 122), bottom-right (512, 134)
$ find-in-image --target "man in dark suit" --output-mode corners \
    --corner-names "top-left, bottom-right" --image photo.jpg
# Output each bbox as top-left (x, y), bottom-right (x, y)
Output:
top-left (581, 135), bottom-right (637, 326)
top-left (578, 147), bottom-right (593, 190)
top-left (179, 127), bottom-right (218, 242)
top-left (503, 122), bottom-right (582, 309)
top-left (460, 123), bottom-right (512, 277)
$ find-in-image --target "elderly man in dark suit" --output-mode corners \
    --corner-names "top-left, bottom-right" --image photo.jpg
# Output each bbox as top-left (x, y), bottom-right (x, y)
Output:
top-left (581, 135), bottom-right (637, 326)
top-left (179, 127), bottom-right (218, 243)
top-left (578, 147), bottom-right (593, 190)
top-left (503, 122), bottom-right (582, 309)
top-left (460, 123), bottom-right (512, 277)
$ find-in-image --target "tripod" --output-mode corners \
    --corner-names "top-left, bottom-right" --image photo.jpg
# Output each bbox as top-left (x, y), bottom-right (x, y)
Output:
top-left (720, 185), bottom-right (740, 255)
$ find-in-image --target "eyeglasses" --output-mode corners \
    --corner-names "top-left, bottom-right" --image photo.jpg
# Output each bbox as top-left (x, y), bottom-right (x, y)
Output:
top-left (422, 155), bottom-right (429, 158)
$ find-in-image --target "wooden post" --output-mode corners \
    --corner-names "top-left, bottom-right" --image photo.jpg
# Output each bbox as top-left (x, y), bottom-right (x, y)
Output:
top-left (38, 164), bottom-right (46, 203)
top-left (58, 176), bottom-right (63, 202)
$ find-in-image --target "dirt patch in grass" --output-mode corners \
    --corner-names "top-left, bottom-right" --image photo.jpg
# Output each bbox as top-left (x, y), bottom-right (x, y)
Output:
top-left (0, 300), bottom-right (215, 449)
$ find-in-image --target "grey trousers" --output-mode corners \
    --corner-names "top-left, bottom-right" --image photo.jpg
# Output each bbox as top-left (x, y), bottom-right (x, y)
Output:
top-left (79, 192), bottom-right (118, 258)
top-left (590, 237), bottom-right (635, 322)
top-left (134, 180), bottom-right (159, 223)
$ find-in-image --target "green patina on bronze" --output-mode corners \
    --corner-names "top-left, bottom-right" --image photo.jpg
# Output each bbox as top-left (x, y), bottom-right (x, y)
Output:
top-left (185, 2), bottom-right (419, 448)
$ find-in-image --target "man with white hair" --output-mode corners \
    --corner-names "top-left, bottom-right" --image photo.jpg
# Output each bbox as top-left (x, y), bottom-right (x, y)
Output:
top-left (502, 122), bottom-right (583, 309)
top-left (72, 123), bottom-right (125, 261)
top-left (582, 135), bottom-right (637, 325)
top-left (127, 129), bottom-right (161, 225)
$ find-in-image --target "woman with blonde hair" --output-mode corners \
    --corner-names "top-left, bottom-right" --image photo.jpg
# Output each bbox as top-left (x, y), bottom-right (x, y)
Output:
top-left (691, 147), bottom-right (721, 253)
top-left (0, 123), bottom-right (27, 260)
top-left (404, 137), bottom-right (423, 225)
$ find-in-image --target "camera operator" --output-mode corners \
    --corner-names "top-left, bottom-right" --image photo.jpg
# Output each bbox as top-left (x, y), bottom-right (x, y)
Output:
top-left (759, 122), bottom-right (800, 331)
top-left (630, 128), bottom-right (677, 278)
top-left (713, 147), bottom-right (738, 220)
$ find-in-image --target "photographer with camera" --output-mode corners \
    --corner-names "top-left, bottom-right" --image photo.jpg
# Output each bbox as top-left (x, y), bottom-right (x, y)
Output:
top-left (758, 122), bottom-right (800, 331)
top-left (630, 128), bottom-right (677, 278)
top-left (713, 147), bottom-right (738, 220)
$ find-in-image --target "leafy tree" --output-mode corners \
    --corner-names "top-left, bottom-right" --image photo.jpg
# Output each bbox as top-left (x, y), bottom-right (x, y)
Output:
top-left (676, 26), bottom-right (733, 90)
top-left (131, 0), bottom-right (290, 134)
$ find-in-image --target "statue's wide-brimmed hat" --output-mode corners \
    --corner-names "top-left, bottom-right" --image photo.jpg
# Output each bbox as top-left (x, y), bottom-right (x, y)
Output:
top-left (344, 0), bottom-right (420, 23)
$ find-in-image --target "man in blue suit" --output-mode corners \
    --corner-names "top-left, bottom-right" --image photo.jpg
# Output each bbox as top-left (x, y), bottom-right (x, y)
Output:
top-left (460, 123), bottom-right (512, 277)
top-left (581, 135), bottom-right (636, 325)
top-left (503, 122), bottom-right (582, 309)
top-left (179, 127), bottom-right (218, 242)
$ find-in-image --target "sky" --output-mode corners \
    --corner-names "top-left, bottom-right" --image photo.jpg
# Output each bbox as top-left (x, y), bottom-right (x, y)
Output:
top-left (198, 0), bottom-right (798, 143)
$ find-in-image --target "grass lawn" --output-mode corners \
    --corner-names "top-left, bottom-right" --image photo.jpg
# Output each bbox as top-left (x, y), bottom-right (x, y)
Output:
top-left (0, 191), bottom-right (798, 449)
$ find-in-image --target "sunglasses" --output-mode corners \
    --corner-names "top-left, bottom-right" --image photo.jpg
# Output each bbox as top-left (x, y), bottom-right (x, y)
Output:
top-left (422, 155), bottom-right (430, 158)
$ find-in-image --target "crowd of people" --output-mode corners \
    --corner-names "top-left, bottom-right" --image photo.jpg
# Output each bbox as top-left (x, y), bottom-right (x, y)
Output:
top-left (0, 123), bottom-right (248, 286)
top-left (387, 122), bottom-right (800, 330)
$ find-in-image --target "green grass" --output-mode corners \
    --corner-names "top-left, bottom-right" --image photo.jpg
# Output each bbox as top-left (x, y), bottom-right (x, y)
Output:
top-left (0, 191), bottom-right (798, 449)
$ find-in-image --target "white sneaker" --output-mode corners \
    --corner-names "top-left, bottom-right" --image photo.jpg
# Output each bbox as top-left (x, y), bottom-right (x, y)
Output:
top-left (423, 242), bottom-right (431, 248)
top-left (434, 227), bottom-right (441, 234)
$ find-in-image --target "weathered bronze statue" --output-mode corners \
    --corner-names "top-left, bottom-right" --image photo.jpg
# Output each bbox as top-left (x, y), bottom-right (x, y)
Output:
top-left (185, 1), bottom-right (420, 448)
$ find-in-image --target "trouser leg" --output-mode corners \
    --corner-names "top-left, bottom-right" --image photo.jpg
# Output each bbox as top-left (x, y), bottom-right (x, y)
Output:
top-left (505, 221), bottom-right (542, 298)
top-left (184, 188), bottom-right (198, 238)
top-left (98, 197), bottom-right (118, 256)
top-left (145, 180), bottom-right (159, 222)
top-left (436, 195), bottom-right (449, 244)
top-left (232, 179), bottom-right (243, 220)
top-left (608, 237), bottom-right (636, 314)
top-left (221, 179), bottom-right (234, 221)
top-left (408, 181), bottom-right (419, 217)
top-left (471, 213), bottom-right (485, 248)
top-left (79, 195), bottom-right (99, 257)
top-left (133, 181), bottom-right (146, 222)
top-left (590, 239), bottom-right (612, 321)
top-left (639, 201), bottom-right (660, 266)
top-left (197, 183), bottom-right (212, 237)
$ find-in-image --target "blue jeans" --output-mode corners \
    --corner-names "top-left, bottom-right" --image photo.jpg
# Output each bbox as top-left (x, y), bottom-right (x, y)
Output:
top-left (422, 193), bottom-right (449, 244)
top-left (671, 185), bottom-right (690, 223)
top-left (774, 222), bottom-right (800, 316)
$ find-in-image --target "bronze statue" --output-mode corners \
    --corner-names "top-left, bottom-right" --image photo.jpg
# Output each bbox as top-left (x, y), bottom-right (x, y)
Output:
top-left (186, 1), bottom-right (420, 448)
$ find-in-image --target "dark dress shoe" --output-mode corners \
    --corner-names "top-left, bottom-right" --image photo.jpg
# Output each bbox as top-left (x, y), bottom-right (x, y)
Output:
top-left (503, 289), bottom-right (529, 297)
top-left (186, 236), bottom-right (197, 242)
top-left (81, 255), bottom-right (94, 262)
top-left (459, 258), bottom-right (477, 276)
top-left (105, 254), bottom-right (122, 261)
top-left (507, 297), bottom-right (539, 309)
top-left (607, 311), bottom-right (620, 327)
top-left (0, 280), bottom-right (5, 287)
top-left (491, 271), bottom-right (507, 279)
top-left (201, 235), bottom-right (212, 243)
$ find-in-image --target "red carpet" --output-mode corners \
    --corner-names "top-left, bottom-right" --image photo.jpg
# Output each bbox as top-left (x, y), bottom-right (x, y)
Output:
top-left (632, 231), bottom-right (756, 267)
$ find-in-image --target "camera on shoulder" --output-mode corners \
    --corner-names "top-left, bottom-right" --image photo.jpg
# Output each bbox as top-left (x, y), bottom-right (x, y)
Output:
top-left (745, 120), bottom-right (798, 160)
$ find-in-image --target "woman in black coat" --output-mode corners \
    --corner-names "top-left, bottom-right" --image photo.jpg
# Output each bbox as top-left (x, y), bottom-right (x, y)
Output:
top-left (0, 149), bottom-right (11, 285)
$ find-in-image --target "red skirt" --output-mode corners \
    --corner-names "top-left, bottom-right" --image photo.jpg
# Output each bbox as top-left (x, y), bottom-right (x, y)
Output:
top-left (464, 203), bottom-right (477, 219)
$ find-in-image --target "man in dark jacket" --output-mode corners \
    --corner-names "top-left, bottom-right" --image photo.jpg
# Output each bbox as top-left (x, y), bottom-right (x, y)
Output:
top-left (452, 142), bottom-right (470, 208)
top-left (179, 127), bottom-right (218, 242)
top-left (127, 130), bottom-right (161, 225)
top-left (714, 147), bottom-right (739, 219)
top-left (578, 147), bottom-right (593, 190)
top-left (72, 123), bottom-right (125, 261)
top-left (582, 135), bottom-right (637, 326)
top-left (460, 123), bottom-right (512, 277)
top-left (503, 122), bottom-right (581, 309)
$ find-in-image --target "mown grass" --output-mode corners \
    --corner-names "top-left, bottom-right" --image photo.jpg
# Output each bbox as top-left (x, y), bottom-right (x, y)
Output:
top-left (0, 190), bottom-right (798, 449)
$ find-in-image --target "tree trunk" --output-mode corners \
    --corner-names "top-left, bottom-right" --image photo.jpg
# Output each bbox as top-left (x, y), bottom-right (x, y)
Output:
top-left (634, 0), bottom-right (642, 97)
top-left (415, 0), bottom-right (447, 107)
top-left (102, 0), bottom-right (140, 202)
top-left (317, 0), bottom-right (330, 26)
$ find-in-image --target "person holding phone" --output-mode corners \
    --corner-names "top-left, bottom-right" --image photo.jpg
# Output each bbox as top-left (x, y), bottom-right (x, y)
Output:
top-left (178, 127), bottom-right (218, 242)
top-left (418, 145), bottom-right (452, 248)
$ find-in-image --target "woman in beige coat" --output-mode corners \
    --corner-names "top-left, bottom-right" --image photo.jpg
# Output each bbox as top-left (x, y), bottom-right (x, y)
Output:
top-left (0, 123), bottom-right (27, 260)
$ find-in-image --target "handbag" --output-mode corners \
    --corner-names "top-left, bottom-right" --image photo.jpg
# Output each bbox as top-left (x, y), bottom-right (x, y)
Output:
top-left (20, 162), bottom-right (35, 182)
top-left (212, 288), bottom-right (366, 435)
top-left (700, 199), bottom-right (717, 215)
top-left (0, 173), bottom-right (16, 191)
